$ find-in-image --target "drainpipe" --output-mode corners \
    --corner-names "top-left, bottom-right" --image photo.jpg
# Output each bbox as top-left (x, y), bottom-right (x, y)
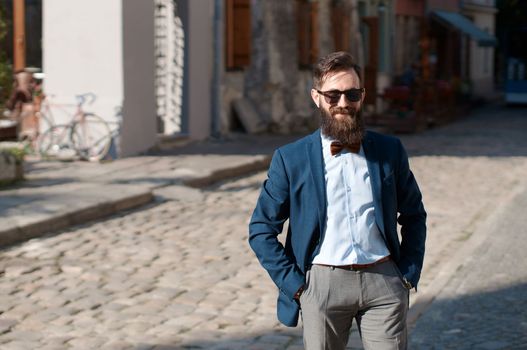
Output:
top-left (211, 0), bottom-right (223, 138)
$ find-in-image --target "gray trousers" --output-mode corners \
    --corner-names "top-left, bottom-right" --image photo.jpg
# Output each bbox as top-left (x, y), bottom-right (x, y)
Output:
top-left (299, 260), bottom-right (409, 350)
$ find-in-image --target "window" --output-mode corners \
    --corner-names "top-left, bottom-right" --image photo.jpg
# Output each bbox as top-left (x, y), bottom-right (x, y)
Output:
top-left (225, 0), bottom-right (251, 70)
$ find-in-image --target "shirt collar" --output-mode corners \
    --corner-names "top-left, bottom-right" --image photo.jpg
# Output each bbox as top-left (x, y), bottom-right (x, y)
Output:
top-left (321, 132), bottom-right (335, 158)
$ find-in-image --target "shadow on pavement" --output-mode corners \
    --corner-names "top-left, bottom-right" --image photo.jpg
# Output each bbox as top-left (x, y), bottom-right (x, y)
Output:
top-left (399, 105), bottom-right (527, 158)
top-left (2, 177), bottom-right (77, 189)
top-left (151, 134), bottom-right (302, 157)
top-left (153, 105), bottom-right (527, 159)
top-left (135, 282), bottom-right (527, 349)
top-left (135, 329), bottom-right (304, 350)
top-left (409, 282), bottom-right (527, 349)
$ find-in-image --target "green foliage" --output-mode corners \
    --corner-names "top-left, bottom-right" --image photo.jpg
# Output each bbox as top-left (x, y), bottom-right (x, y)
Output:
top-left (0, 4), bottom-right (13, 107)
top-left (0, 4), bottom-right (7, 41)
top-left (0, 143), bottom-right (27, 165)
top-left (0, 142), bottom-right (26, 188)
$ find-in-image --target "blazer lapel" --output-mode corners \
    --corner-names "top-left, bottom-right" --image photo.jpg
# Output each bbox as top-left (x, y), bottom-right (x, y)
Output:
top-left (306, 130), bottom-right (327, 234)
top-left (363, 132), bottom-right (386, 236)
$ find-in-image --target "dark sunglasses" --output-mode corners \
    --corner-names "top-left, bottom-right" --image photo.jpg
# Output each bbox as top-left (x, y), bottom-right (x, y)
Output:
top-left (316, 88), bottom-right (365, 104)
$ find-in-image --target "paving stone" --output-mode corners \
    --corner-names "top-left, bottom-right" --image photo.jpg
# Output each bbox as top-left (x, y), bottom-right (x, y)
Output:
top-left (146, 324), bottom-right (187, 338)
top-left (174, 290), bottom-right (208, 305)
top-left (3, 265), bottom-right (40, 278)
top-left (38, 336), bottom-right (72, 348)
top-left (100, 340), bottom-right (133, 350)
top-left (0, 340), bottom-right (42, 350)
top-left (67, 336), bottom-right (109, 349)
top-left (6, 304), bottom-right (44, 320)
top-left (2, 329), bottom-right (43, 342)
top-left (0, 319), bottom-right (18, 334)
top-left (47, 315), bottom-right (73, 327)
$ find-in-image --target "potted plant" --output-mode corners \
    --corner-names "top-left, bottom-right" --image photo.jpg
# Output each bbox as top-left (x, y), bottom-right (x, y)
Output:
top-left (0, 142), bottom-right (26, 186)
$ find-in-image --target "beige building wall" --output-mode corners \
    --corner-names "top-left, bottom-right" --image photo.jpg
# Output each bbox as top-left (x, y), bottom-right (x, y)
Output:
top-left (394, 16), bottom-right (420, 76)
top-left (465, 10), bottom-right (496, 98)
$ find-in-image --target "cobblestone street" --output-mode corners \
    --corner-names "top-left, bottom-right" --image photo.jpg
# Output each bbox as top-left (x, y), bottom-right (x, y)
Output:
top-left (409, 186), bottom-right (527, 349)
top-left (1, 105), bottom-right (527, 349)
top-left (0, 171), bottom-right (301, 350)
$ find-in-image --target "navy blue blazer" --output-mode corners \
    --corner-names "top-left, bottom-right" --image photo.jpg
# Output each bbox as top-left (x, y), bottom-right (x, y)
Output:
top-left (249, 129), bottom-right (426, 327)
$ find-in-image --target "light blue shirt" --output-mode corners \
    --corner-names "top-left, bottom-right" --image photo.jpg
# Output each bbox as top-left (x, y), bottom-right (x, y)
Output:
top-left (312, 133), bottom-right (390, 265)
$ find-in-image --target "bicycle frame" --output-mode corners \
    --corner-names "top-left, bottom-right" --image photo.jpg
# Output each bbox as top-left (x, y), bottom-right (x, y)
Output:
top-left (38, 93), bottom-right (96, 130)
top-left (38, 93), bottom-right (112, 161)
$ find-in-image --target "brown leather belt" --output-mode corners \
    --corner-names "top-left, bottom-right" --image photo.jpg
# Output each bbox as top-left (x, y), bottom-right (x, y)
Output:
top-left (315, 255), bottom-right (391, 270)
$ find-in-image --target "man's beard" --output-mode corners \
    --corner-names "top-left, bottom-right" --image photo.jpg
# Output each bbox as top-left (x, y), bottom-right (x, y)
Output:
top-left (319, 105), bottom-right (365, 145)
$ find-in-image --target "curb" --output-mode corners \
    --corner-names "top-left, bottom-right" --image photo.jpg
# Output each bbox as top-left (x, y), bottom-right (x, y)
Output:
top-left (1, 155), bottom-right (272, 248)
top-left (182, 155), bottom-right (271, 188)
top-left (0, 191), bottom-right (154, 248)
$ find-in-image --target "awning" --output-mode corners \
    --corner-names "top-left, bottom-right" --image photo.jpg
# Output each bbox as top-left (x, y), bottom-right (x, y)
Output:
top-left (432, 10), bottom-right (497, 47)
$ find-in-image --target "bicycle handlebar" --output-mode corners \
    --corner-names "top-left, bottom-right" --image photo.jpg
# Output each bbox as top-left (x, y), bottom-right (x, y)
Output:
top-left (75, 93), bottom-right (97, 107)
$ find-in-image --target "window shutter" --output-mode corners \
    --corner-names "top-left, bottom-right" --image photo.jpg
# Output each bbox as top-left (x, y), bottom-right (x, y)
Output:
top-left (331, 1), bottom-right (350, 52)
top-left (226, 0), bottom-right (251, 70)
top-left (297, 0), bottom-right (319, 68)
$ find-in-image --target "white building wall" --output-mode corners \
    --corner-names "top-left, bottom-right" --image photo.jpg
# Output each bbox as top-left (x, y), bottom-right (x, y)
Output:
top-left (43, 0), bottom-right (123, 131)
top-left (155, 0), bottom-right (185, 135)
top-left (462, 3), bottom-right (497, 99)
top-left (43, 0), bottom-right (157, 158)
top-left (469, 13), bottom-right (495, 98)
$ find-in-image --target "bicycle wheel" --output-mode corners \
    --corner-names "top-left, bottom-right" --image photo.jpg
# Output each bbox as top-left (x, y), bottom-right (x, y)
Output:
top-left (70, 113), bottom-right (112, 161)
top-left (38, 124), bottom-right (76, 160)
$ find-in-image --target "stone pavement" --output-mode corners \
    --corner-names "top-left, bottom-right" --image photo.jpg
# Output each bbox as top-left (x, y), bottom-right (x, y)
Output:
top-left (0, 134), bottom-right (298, 247)
top-left (0, 104), bottom-right (526, 349)
top-left (409, 185), bottom-right (527, 349)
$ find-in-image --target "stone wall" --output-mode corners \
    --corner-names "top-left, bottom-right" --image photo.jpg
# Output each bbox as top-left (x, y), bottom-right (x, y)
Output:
top-left (224, 0), bottom-right (365, 134)
top-left (244, 1), bottom-right (301, 133)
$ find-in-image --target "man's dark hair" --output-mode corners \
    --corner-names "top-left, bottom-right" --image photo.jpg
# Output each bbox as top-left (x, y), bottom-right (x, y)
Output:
top-left (313, 51), bottom-right (362, 89)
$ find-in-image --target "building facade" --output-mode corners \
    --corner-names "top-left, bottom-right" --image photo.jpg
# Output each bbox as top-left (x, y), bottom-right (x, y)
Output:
top-left (35, 0), bottom-right (498, 157)
top-left (425, 0), bottom-right (497, 98)
top-left (43, 0), bottom-right (157, 157)
top-left (461, 0), bottom-right (497, 98)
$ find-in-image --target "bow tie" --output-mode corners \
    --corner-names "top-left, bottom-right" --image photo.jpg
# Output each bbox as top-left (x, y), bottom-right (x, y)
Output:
top-left (330, 141), bottom-right (360, 156)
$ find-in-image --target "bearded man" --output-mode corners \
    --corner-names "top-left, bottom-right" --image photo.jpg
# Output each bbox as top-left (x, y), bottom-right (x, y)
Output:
top-left (249, 51), bottom-right (427, 350)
